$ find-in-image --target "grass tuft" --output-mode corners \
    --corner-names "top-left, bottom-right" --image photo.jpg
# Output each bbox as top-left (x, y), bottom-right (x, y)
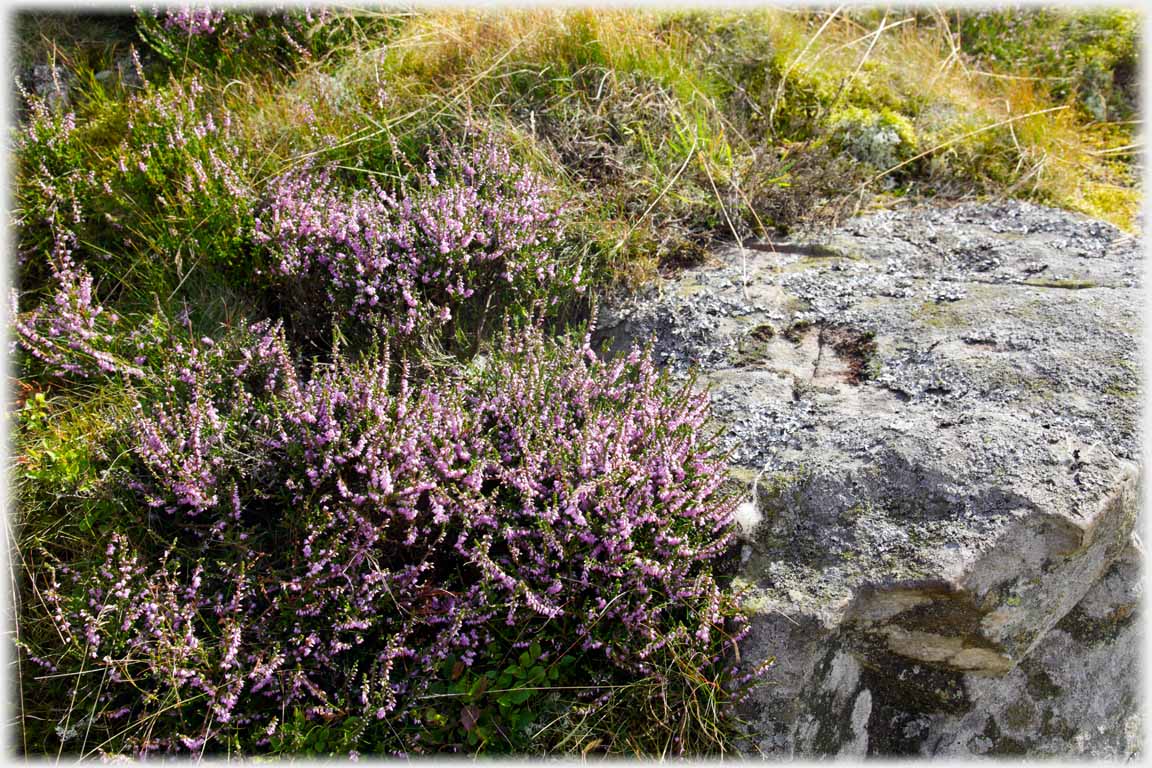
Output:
top-left (9, 6), bottom-right (1141, 758)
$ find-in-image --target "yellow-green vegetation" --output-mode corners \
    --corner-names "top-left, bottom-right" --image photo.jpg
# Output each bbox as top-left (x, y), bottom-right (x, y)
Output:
top-left (8, 6), bottom-right (1142, 759)
top-left (308, 8), bottom-right (1137, 250)
top-left (827, 105), bottom-right (918, 171)
top-left (1023, 278), bottom-right (1099, 290)
top-left (17, 8), bottom-right (1140, 290)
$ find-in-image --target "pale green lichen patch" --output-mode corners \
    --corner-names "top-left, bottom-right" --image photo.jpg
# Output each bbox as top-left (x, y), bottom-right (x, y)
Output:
top-left (827, 106), bottom-right (918, 172)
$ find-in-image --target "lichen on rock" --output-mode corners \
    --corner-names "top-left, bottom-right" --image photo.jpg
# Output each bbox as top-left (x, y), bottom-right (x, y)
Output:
top-left (597, 200), bottom-right (1142, 758)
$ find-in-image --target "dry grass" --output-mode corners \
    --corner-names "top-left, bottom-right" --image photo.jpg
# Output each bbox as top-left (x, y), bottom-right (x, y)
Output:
top-left (10, 7), bottom-right (1141, 757)
top-left (237, 8), bottom-right (1138, 291)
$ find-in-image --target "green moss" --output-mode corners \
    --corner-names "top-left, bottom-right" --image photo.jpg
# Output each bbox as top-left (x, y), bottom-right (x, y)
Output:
top-left (782, 318), bottom-right (813, 343)
top-left (1054, 602), bottom-right (1136, 647)
top-left (727, 467), bottom-right (761, 486)
top-left (730, 323), bottom-right (780, 367)
top-left (1076, 184), bottom-right (1141, 231)
top-left (1104, 383), bottom-right (1137, 399)
top-left (1024, 663), bottom-right (1064, 701)
top-left (911, 301), bottom-right (968, 330)
top-left (831, 106), bottom-right (917, 148)
top-left (1001, 700), bottom-right (1036, 731)
top-left (759, 468), bottom-right (805, 497)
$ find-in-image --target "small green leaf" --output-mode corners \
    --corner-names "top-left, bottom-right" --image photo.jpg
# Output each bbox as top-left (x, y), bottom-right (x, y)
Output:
top-left (468, 674), bottom-right (489, 700)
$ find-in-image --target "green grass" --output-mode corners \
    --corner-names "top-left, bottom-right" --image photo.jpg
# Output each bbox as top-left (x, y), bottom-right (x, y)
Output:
top-left (8, 6), bottom-right (1142, 758)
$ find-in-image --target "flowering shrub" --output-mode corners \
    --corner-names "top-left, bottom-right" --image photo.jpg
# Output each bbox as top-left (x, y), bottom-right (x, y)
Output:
top-left (10, 234), bottom-right (144, 380)
top-left (11, 70), bottom-right (255, 380)
top-left (15, 61), bottom-right (255, 290)
top-left (255, 140), bottom-right (583, 339)
top-left (161, 5), bottom-right (226, 36)
top-left (28, 323), bottom-right (753, 755)
top-left (95, 72), bottom-right (254, 275)
top-left (136, 4), bottom-right (337, 76)
top-left (13, 89), bottom-right (94, 275)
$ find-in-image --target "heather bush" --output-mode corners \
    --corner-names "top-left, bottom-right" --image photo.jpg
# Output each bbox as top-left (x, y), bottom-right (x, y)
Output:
top-left (9, 226), bottom-right (226, 387)
top-left (13, 63), bottom-right (256, 294)
top-left (255, 138), bottom-right (584, 342)
top-left (10, 233), bottom-right (145, 380)
top-left (12, 90), bottom-right (93, 280)
top-left (97, 72), bottom-right (254, 276)
top-left (26, 323), bottom-right (754, 755)
top-left (135, 4), bottom-right (340, 77)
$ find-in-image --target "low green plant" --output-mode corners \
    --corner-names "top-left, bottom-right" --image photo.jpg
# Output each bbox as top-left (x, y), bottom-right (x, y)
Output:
top-left (133, 5), bottom-right (355, 79)
top-left (827, 105), bottom-right (918, 172)
top-left (958, 8), bottom-right (1139, 122)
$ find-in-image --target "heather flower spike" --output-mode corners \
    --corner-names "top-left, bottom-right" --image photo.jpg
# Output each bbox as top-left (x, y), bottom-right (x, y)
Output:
top-left (255, 138), bottom-right (581, 340)
top-left (36, 321), bottom-right (754, 754)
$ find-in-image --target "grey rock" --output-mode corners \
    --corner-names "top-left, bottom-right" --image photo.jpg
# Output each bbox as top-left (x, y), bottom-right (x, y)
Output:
top-left (26, 63), bottom-right (74, 112)
top-left (922, 539), bottom-right (1142, 757)
top-left (596, 200), bottom-right (1142, 758)
top-left (19, 53), bottom-right (145, 118)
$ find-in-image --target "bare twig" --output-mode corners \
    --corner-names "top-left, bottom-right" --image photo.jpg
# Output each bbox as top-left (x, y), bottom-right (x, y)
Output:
top-left (1090, 143), bottom-right (1143, 156)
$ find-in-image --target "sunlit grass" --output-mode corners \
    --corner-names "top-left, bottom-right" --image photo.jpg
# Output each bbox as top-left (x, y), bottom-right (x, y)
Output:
top-left (10, 6), bottom-right (1141, 757)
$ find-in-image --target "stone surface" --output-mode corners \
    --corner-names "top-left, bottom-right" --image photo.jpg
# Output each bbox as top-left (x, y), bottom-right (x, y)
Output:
top-left (595, 200), bottom-right (1143, 758)
top-left (25, 64), bottom-right (74, 112)
top-left (18, 54), bottom-right (145, 118)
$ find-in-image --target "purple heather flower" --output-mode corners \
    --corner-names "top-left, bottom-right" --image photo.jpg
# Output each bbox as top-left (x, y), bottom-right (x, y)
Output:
top-left (254, 138), bottom-right (578, 337)
top-left (31, 321), bottom-right (753, 755)
top-left (161, 5), bottom-right (226, 36)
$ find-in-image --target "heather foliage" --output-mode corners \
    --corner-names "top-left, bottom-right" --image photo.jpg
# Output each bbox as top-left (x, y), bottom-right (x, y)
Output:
top-left (14, 66), bottom-right (255, 292)
top-left (28, 324), bottom-right (751, 755)
top-left (10, 234), bottom-right (145, 380)
top-left (13, 92), bottom-right (91, 276)
top-left (135, 4), bottom-right (339, 77)
top-left (255, 139), bottom-right (583, 340)
top-left (98, 73), bottom-right (254, 276)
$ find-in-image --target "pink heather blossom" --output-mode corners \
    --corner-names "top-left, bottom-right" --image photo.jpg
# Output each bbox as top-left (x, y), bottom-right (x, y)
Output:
top-left (254, 138), bottom-right (580, 338)
top-left (32, 321), bottom-right (754, 754)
